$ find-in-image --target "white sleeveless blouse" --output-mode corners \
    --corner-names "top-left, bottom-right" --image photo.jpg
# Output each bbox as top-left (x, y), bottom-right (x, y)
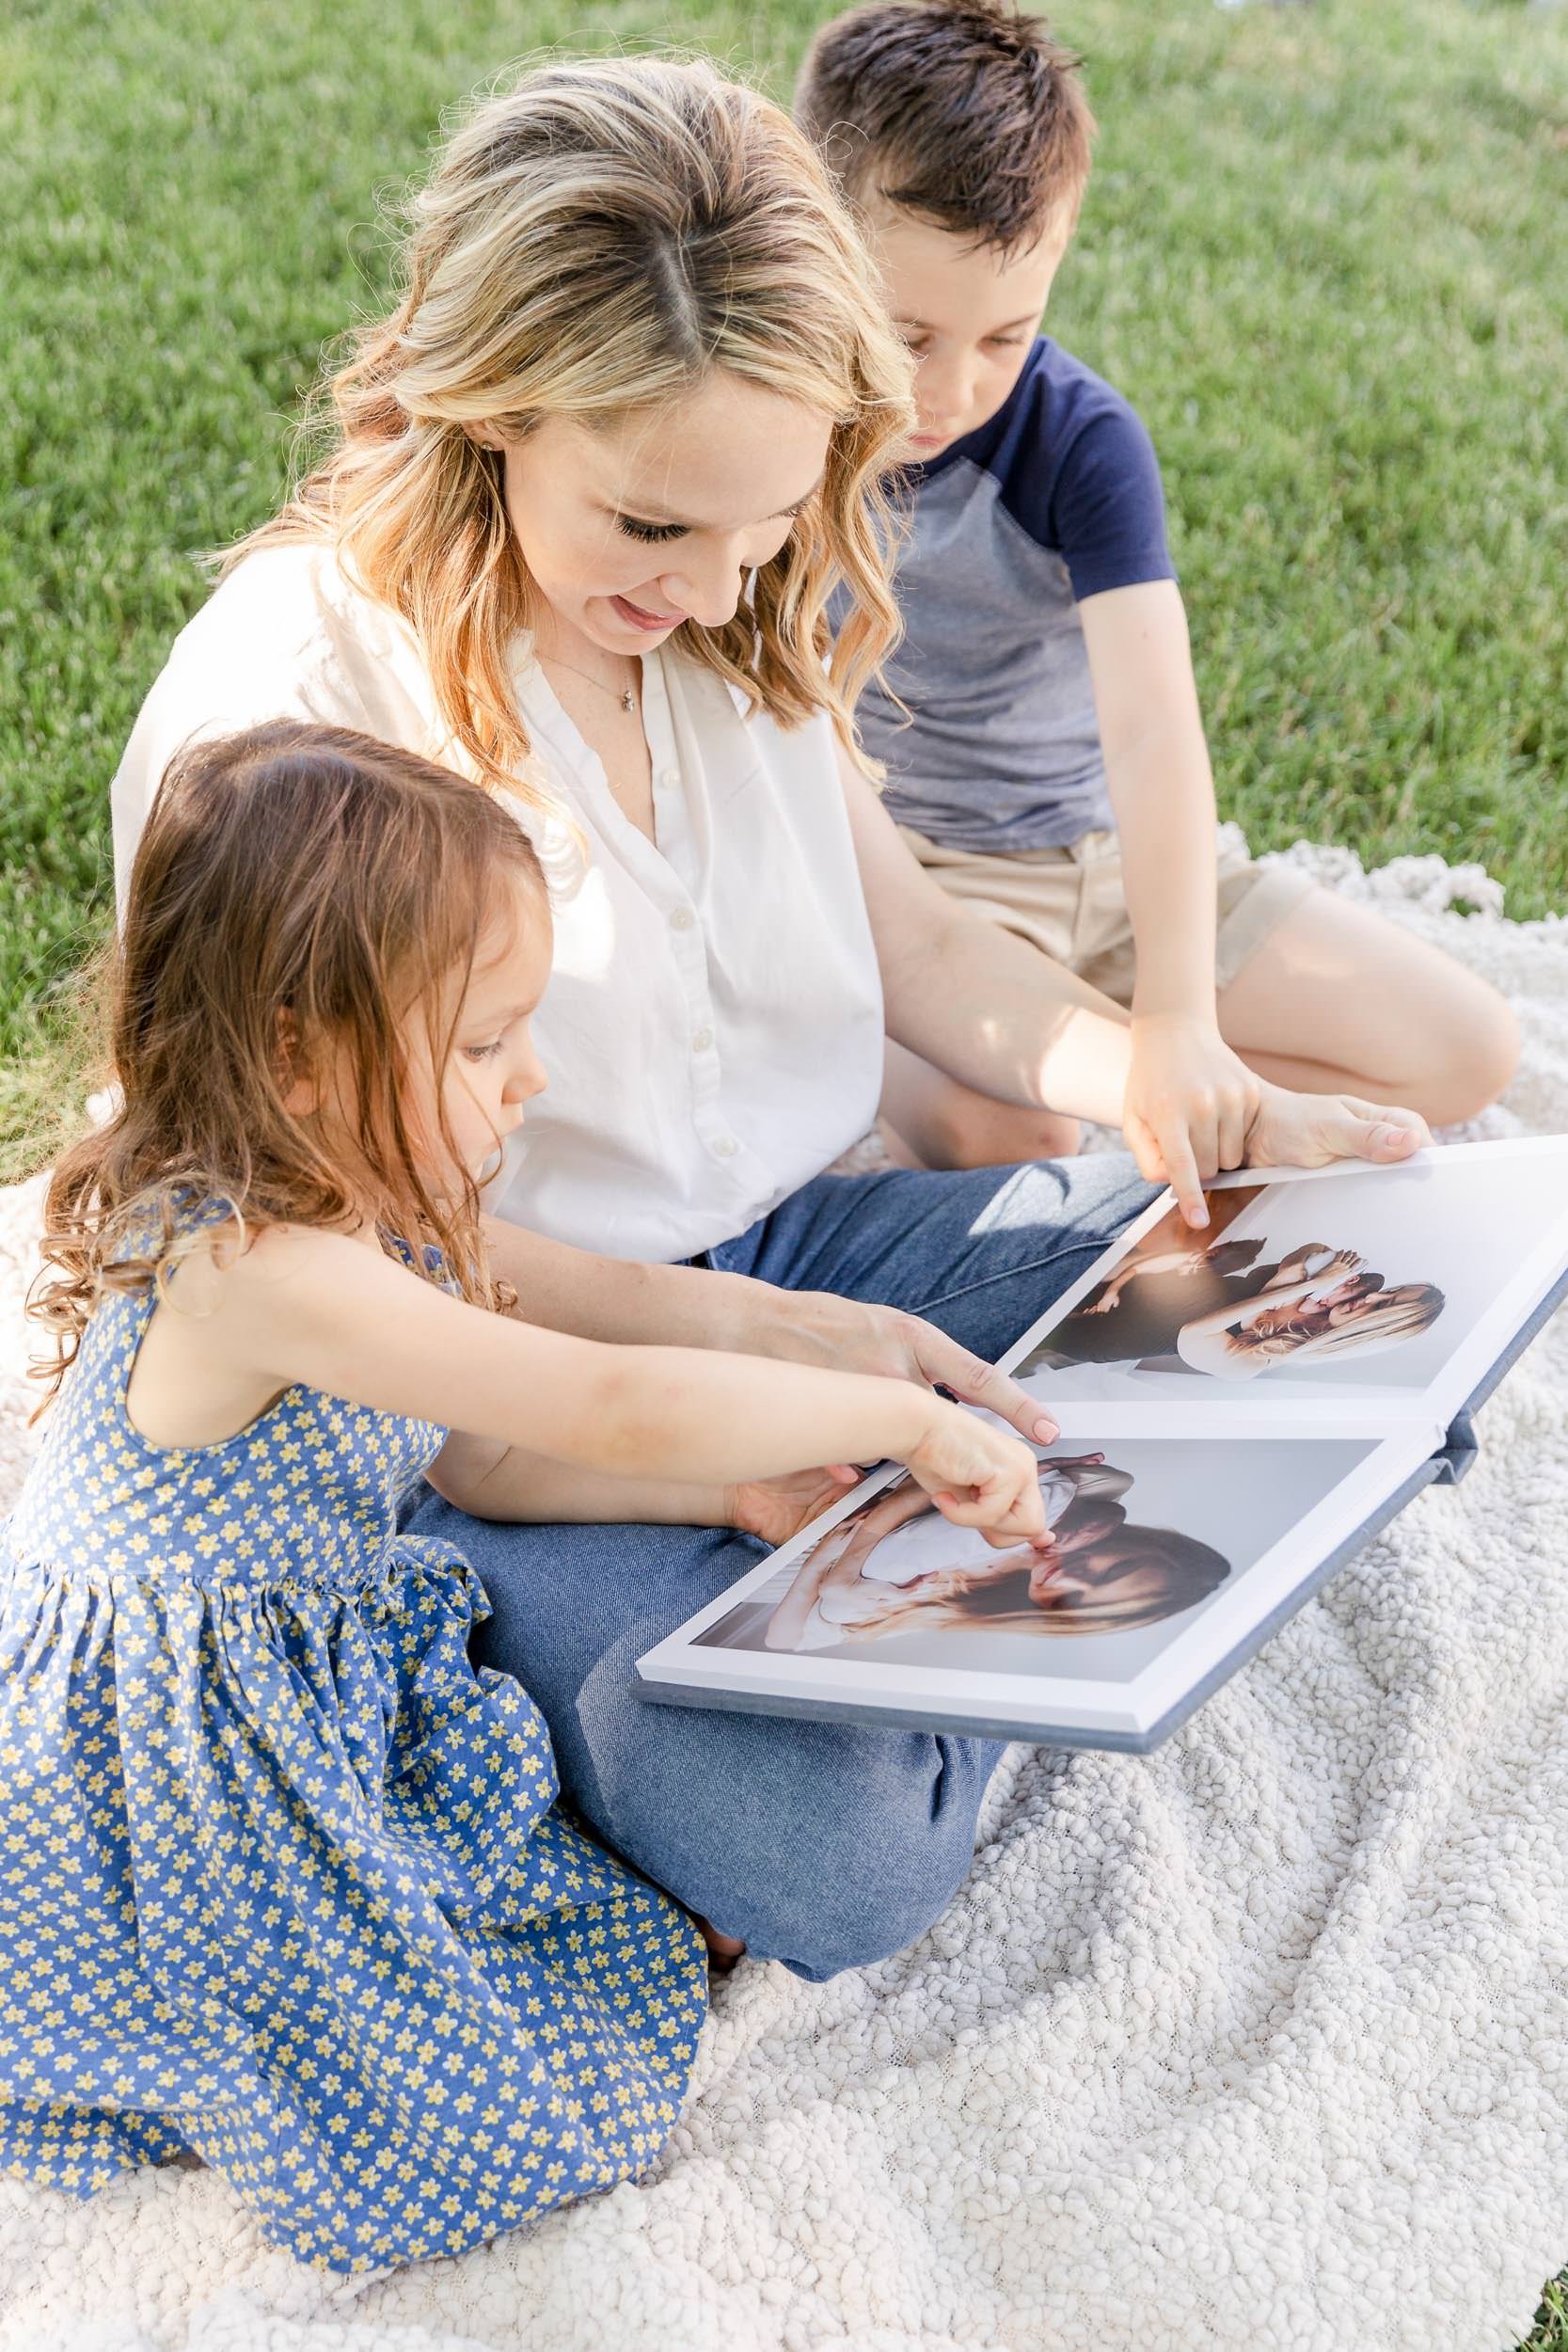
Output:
top-left (109, 544), bottom-right (885, 1262)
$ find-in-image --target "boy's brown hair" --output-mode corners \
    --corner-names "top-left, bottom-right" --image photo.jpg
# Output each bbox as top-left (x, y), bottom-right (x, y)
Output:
top-left (796, 0), bottom-right (1095, 256)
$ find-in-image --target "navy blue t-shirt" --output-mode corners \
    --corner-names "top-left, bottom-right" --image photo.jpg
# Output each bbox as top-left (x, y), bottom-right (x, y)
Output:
top-left (842, 336), bottom-right (1176, 852)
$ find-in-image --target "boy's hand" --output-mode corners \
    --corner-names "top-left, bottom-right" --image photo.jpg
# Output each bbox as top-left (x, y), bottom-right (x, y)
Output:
top-left (1123, 1020), bottom-right (1433, 1229)
top-left (1122, 1014), bottom-right (1263, 1228)
top-left (1243, 1086), bottom-right (1431, 1177)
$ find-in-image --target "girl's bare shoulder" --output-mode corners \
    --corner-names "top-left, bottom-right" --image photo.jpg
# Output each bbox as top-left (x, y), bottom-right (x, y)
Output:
top-left (169, 1218), bottom-right (393, 1316)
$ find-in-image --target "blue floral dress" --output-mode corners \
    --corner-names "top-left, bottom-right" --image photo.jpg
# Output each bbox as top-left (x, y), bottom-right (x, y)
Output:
top-left (0, 1222), bottom-right (706, 2273)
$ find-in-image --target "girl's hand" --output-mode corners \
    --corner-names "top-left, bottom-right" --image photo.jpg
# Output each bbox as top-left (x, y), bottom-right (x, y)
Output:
top-left (1121, 1014), bottom-right (1263, 1230)
top-left (724, 1463), bottom-right (861, 1548)
top-left (902, 1401), bottom-right (1048, 1545)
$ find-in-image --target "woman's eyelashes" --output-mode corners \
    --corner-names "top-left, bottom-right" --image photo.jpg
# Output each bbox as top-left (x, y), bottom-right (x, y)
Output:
top-left (613, 503), bottom-right (808, 546)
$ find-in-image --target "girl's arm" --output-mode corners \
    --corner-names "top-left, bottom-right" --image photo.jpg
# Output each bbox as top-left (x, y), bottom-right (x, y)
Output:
top-left (1264, 1247), bottom-right (1359, 1294)
top-left (479, 1215), bottom-right (1063, 1455)
top-left (199, 1226), bottom-right (1046, 1536)
top-left (826, 1479), bottom-right (937, 1578)
top-left (430, 1431), bottom-right (854, 1539)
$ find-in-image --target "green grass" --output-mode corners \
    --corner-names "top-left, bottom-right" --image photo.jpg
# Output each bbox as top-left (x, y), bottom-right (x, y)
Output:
top-left (4, 0), bottom-right (1568, 1171)
top-left (3, 2), bottom-right (1568, 2334)
top-left (1525, 2279), bottom-right (1568, 2352)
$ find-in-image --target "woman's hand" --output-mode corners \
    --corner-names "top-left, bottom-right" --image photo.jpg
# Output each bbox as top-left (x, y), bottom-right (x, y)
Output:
top-left (903, 1399), bottom-right (1048, 1545)
top-left (744, 1290), bottom-right (1060, 1449)
top-left (723, 1463), bottom-right (861, 1548)
top-left (1122, 1014), bottom-right (1262, 1228)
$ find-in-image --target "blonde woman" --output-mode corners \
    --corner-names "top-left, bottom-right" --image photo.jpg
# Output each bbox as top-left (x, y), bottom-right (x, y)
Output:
top-left (764, 1464), bottom-right (1229, 1651)
top-left (110, 56), bottom-right (1428, 1980)
top-left (1174, 1266), bottom-right (1445, 1378)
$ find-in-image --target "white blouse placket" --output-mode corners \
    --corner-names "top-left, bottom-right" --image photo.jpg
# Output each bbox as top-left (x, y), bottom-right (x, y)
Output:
top-left (523, 651), bottom-right (760, 1193)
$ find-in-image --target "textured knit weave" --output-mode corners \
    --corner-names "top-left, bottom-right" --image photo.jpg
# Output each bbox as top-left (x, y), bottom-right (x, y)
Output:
top-left (1, 838), bottom-right (1566, 2352)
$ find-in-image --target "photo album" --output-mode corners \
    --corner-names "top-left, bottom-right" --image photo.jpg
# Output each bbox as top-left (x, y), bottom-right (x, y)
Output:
top-left (637, 1136), bottom-right (1568, 1752)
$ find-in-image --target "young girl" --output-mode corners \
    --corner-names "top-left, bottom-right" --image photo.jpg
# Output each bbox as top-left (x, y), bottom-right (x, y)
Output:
top-left (0, 723), bottom-right (1049, 2274)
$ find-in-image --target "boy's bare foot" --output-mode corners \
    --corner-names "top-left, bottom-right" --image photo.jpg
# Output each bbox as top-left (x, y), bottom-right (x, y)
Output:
top-left (696, 1915), bottom-right (748, 1974)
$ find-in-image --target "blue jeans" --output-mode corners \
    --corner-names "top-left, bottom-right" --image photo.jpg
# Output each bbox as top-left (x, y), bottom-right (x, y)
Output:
top-left (410, 1154), bottom-right (1154, 1980)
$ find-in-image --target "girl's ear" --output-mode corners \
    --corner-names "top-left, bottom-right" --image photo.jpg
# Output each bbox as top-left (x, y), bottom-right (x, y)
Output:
top-left (275, 1008), bottom-right (321, 1117)
top-left (463, 421), bottom-right (507, 454)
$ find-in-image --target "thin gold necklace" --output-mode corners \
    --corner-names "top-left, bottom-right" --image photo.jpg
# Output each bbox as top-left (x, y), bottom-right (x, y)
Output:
top-left (538, 648), bottom-right (640, 715)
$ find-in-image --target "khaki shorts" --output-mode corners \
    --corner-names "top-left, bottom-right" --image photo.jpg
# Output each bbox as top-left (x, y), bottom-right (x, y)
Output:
top-left (898, 823), bottom-right (1315, 1004)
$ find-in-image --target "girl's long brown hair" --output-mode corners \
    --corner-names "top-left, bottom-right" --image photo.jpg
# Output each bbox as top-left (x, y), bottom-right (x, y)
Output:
top-left (230, 55), bottom-right (916, 803)
top-left (30, 721), bottom-right (543, 1404)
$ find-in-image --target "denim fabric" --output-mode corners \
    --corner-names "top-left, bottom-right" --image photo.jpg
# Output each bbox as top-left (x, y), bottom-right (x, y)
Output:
top-left (410, 1152), bottom-right (1156, 1979)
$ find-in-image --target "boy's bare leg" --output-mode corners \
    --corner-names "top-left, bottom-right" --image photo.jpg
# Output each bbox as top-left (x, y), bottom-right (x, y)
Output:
top-left (880, 885), bottom-right (1517, 1172)
top-left (1216, 888), bottom-right (1518, 1128)
top-left (880, 1039), bottom-right (1082, 1171)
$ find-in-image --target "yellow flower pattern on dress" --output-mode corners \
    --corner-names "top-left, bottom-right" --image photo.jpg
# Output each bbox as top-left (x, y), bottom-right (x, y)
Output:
top-left (0, 1210), bottom-right (706, 2273)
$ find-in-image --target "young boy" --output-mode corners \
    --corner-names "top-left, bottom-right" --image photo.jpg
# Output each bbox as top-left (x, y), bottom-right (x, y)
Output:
top-left (797, 0), bottom-right (1517, 1196)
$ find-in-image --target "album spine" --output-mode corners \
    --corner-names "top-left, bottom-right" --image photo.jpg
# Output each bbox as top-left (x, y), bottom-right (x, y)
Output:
top-left (1432, 1409), bottom-right (1478, 1486)
top-left (1433, 1261), bottom-right (1568, 1483)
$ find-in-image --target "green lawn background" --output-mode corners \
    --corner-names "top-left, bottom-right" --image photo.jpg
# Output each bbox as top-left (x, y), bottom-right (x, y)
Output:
top-left (3, 0), bottom-right (1568, 2338)
top-left (4, 0), bottom-right (1568, 1171)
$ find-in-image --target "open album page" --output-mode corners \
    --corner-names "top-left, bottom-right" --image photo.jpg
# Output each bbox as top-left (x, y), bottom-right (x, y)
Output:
top-left (638, 1139), bottom-right (1568, 1748)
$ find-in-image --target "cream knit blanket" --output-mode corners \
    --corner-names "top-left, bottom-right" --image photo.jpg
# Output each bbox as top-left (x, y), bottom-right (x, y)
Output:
top-left (2, 833), bottom-right (1565, 2352)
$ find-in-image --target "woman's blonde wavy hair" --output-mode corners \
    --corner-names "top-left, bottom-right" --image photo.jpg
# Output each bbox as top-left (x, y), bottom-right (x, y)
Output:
top-left (229, 55), bottom-right (917, 803)
top-left (1230, 1279), bottom-right (1445, 1364)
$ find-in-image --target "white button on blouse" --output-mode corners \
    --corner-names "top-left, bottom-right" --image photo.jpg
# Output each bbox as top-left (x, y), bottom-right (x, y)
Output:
top-left (109, 543), bottom-right (886, 1263)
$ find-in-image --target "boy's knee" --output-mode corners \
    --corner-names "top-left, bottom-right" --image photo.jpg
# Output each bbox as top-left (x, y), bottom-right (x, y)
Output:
top-left (1422, 977), bottom-right (1520, 1125)
top-left (1454, 983), bottom-right (1520, 1114)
